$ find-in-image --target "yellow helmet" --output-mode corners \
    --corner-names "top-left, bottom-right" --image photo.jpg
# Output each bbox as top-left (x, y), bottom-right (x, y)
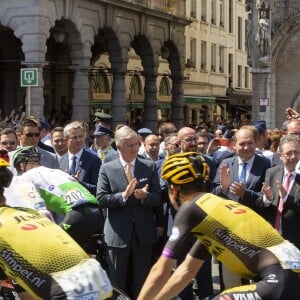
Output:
top-left (0, 158), bottom-right (12, 188)
top-left (162, 152), bottom-right (209, 185)
top-left (0, 158), bottom-right (9, 168)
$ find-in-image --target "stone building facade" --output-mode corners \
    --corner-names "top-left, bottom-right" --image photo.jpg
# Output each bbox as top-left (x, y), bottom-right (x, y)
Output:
top-left (0, 0), bottom-right (189, 131)
top-left (185, 0), bottom-right (252, 127)
top-left (247, 0), bottom-right (300, 128)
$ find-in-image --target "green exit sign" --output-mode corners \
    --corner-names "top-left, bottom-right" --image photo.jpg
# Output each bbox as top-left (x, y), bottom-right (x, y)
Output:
top-left (20, 68), bottom-right (38, 87)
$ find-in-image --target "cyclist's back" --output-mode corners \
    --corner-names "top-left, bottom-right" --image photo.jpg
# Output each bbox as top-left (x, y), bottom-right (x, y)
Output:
top-left (0, 205), bottom-right (112, 299)
top-left (163, 193), bottom-right (300, 299)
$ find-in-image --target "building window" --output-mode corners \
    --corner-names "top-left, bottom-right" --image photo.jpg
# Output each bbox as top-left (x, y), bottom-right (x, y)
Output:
top-left (237, 65), bottom-right (242, 87)
top-left (190, 38), bottom-right (196, 68)
top-left (219, 0), bottom-right (224, 27)
top-left (211, 0), bottom-right (217, 25)
top-left (201, 0), bottom-right (207, 21)
top-left (190, 0), bottom-right (196, 18)
top-left (219, 46), bottom-right (225, 73)
top-left (229, 0), bottom-right (233, 33)
top-left (89, 70), bottom-right (110, 93)
top-left (129, 74), bottom-right (142, 95)
top-left (245, 66), bottom-right (249, 88)
top-left (238, 17), bottom-right (242, 50)
top-left (228, 53), bottom-right (233, 87)
top-left (159, 76), bottom-right (170, 96)
top-left (211, 43), bottom-right (216, 72)
top-left (201, 41), bottom-right (207, 70)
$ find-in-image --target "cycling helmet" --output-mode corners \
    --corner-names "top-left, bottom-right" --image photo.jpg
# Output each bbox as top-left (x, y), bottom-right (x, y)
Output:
top-left (162, 152), bottom-right (209, 185)
top-left (12, 146), bottom-right (41, 169)
top-left (0, 158), bottom-right (13, 188)
top-left (0, 147), bottom-right (9, 163)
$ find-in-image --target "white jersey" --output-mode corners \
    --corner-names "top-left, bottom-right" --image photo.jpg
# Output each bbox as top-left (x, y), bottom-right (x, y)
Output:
top-left (4, 176), bottom-right (53, 220)
top-left (21, 166), bottom-right (98, 214)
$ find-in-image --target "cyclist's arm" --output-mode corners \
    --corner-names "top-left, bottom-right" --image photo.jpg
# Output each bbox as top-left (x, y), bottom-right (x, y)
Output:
top-left (137, 256), bottom-right (175, 300)
top-left (155, 254), bottom-right (204, 300)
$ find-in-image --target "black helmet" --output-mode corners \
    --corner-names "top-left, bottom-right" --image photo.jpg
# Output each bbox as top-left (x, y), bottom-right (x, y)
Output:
top-left (162, 152), bottom-right (209, 185)
top-left (12, 146), bottom-right (41, 169)
top-left (0, 158), bottom-right (13, 188)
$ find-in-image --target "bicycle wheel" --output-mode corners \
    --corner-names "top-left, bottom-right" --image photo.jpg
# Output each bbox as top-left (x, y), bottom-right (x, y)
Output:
top-left (110, 286), bottom-right (131, 300)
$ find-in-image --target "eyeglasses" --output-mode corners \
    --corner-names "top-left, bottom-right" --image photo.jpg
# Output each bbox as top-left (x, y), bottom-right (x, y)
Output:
top-left (167, 143), bottom-right (180, 148)
top-left (24, 132), bottom-right (40, 138)
top-left (26, 158), bottom-right (40, 165)
top-left (1, 141), bottom-right (16, 146)
top-left (53, 139), bottom-right (64, 143)
top-left (181, 137), bottom-right (197, 144)
top-left (282, 150), bottom-right (300, 158)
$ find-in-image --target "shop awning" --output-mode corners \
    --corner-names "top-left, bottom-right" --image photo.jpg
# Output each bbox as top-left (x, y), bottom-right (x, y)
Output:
top-left (183, 96), bottom-right (216, 104)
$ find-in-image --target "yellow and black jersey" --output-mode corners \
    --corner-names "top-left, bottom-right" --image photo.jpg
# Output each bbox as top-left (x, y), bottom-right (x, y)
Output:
top-left (0, 206), bottom-right (88, 299)
top-left (163, 193), bottom-right (300, 279)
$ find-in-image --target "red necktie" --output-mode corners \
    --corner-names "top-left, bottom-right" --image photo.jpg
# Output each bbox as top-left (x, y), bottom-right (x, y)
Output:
top-left (275, 172), bottom-right (292, 232)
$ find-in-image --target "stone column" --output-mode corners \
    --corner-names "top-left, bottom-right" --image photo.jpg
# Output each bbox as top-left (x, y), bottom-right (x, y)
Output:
top-left (71, 66), bottom-right (90, 121)
top-left (111, 72), bottom-right (127, 128)
top-left (143, 74), bottom-right (158, 132)
top-left (171, 76), bottom-right (184, 129)
top-left (71, 44), bottom-right (91, 121)
top-left (22, 34), bottom-right (47, 118)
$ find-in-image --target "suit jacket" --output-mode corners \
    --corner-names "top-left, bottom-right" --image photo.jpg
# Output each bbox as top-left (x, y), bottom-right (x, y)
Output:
top-left (37, 147), bottom-right (59, 169)
top-left (213, 154), bottom-right (271, 210)
top-left (96, 156), bottom-right (161, 248)
top-left (60, 148), bottom-right (101, 195)
top-left (256, 165), bottom-right (300, 248)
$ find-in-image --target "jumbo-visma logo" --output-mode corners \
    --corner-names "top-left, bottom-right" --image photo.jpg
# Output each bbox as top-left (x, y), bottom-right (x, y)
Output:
top-left (21, 224), bottom-right (38, 230)
top-left (233, 208), bottom-right (247, 215)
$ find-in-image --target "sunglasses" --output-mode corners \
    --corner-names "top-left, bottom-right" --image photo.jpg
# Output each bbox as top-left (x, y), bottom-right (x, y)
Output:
top-left (24, 132), bottom-right (40, 138)
top-left (1, 141), bottom-right (16, 146)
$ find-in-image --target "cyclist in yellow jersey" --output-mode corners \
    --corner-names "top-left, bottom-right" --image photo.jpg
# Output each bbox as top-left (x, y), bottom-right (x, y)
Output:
top-left (138, 152), bottom-right (300, 300)
top-left (0, 158), bottom-right (112, 300)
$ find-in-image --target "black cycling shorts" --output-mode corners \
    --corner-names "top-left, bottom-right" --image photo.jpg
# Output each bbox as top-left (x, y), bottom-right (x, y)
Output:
top-left (60, 204), bottom-right (104, 246)
top-left (213, 264), bottom-right (300, 300)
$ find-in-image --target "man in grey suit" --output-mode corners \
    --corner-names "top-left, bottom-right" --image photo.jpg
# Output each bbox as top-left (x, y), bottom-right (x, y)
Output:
top-left (9, 117), bottom-right (59, 173)
top-left (97, 126), bottom-right (161, 299)
top-left (257, 134), bottom-right (300, 249)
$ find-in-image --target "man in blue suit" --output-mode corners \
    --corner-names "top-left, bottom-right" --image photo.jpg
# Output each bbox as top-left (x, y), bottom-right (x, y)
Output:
top-left (213, 125), bottom-right (271, 211)
top-left (60, 121), bottom-right (101, 196)
top-left (97, 126), bottom-right (161, 299)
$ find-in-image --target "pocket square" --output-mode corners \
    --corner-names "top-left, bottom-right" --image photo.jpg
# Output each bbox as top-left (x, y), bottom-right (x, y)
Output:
top-left (139, 178), bottom-right (148, 182)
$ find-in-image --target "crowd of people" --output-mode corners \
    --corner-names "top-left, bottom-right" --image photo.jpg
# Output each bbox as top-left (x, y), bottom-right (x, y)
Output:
top-left (0, 107), bottom-right (299, 299)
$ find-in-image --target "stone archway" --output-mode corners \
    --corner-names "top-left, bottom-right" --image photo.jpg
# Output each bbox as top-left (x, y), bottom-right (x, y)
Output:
top-left (0, 25), bottom-right (24, 119)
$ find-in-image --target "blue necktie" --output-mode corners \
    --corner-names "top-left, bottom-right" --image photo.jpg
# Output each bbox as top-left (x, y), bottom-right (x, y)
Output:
top-left (70, 156), bottom-right (77, 175)
top-left (239, 162), bottom-right (247, 184)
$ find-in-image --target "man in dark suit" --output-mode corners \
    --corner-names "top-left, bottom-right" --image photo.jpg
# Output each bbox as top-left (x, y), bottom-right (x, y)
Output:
top-left (213, 125), bottom-right (271, 211)
top-left (60, 121), bottom-right (101, 196)
top-left (257, 134), bottom-right (300, 249)
top-left (9, 117), bottom-right (59, 174)
top-left (97, 126), bottom-right (161, 299)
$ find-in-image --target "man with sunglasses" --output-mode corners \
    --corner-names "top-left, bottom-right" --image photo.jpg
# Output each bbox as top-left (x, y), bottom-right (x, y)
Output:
top-left (9, 117), bottom-right (59, 173)
top-left (0, 128), bottom-right (18, 152)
